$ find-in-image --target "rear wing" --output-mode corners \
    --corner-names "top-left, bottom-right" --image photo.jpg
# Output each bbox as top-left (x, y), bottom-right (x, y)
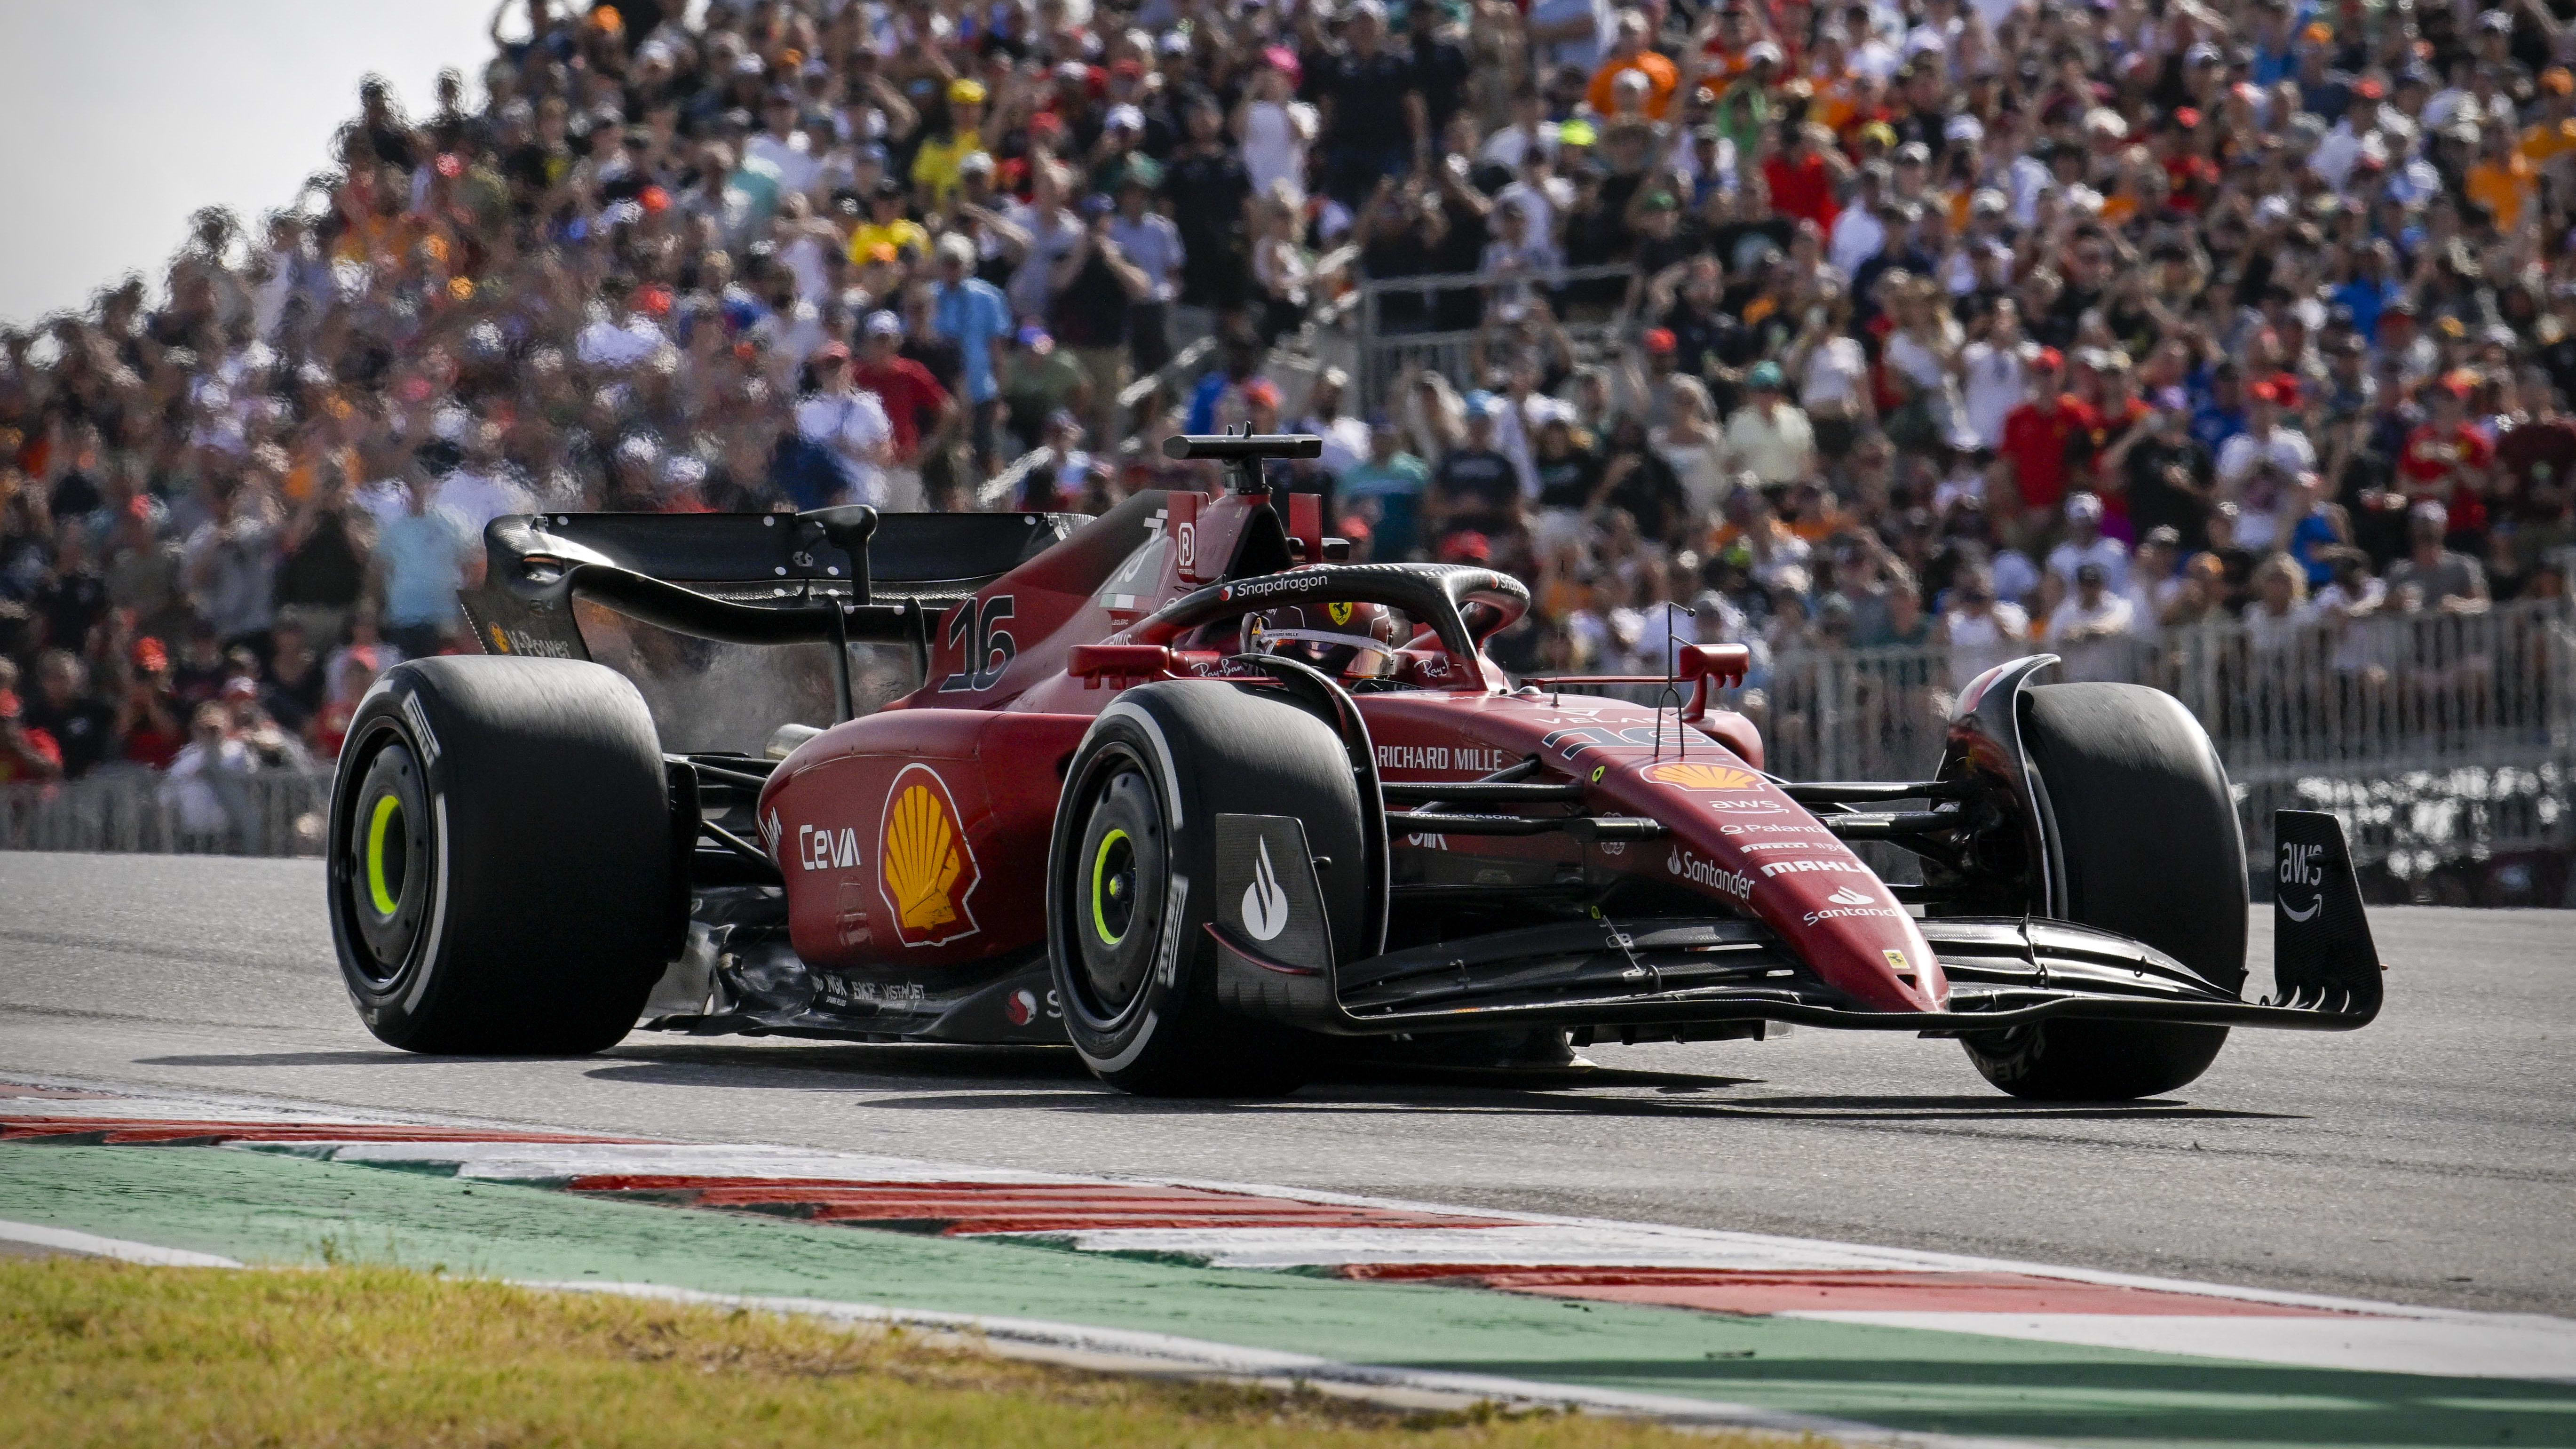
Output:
top-left (457, 507), bottom-right (1086, 718)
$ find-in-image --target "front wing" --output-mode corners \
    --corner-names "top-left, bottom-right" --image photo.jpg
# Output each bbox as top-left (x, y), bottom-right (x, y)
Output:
top-left (1207, 811), bottom-right (2383, 1039)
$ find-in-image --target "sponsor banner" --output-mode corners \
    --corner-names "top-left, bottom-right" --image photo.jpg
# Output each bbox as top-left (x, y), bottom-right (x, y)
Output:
top-left (879, 764), bottom-right (982, 947)
top-left (1642, 763), bottom-right (1762, 791)
top-left (1373, 743), bottom-right (1517, 773)
top-left (1757, 858), bottom-right (1870, 878)
top-left (1214, 814), bottom-right (1330, 970)
top-left (1665, 847), bottom-right (1753, 900)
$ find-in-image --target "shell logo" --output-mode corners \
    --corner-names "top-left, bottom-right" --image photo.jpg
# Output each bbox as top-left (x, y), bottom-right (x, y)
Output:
top-left (488, 625), bottom-right (511, 653)
top-left (1644, 762), bottom-right (1762, 791)
top-left (878, 764), bottom-right (982, 947)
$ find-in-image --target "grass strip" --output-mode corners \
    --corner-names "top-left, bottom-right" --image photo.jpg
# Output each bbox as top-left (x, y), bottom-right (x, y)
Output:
top-left (0, 1258), bottom-right (1809, 1449)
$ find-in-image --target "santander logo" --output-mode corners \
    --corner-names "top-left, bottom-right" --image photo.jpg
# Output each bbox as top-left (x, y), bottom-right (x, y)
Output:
top-left (1242, 837), bottom-right (1290, 941)
top-left (1825, 885), bottom-right (1875, 905)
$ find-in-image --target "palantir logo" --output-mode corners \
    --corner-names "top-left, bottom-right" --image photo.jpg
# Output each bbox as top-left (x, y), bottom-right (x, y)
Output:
top-left (1243, 837), bottom-right (1290, 941)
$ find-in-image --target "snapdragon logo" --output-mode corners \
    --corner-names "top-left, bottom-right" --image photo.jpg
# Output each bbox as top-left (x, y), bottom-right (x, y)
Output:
top-left (1666, 846), bottom-right (1753, 899)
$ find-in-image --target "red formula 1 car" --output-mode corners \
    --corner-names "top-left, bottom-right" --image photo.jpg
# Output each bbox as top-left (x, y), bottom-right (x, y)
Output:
top-left (325, 434), bottom-right (2380, 1099)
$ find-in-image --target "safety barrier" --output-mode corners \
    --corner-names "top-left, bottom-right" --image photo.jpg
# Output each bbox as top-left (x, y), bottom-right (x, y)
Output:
top-left (1572, 599), bottom-right (2576, 879)
top-left (1342, 262), bottom-right (1637, 403)
top-left (0, 764), bottom-right (328, 858)
top-left (8, 602), bottom-right (2569, 882)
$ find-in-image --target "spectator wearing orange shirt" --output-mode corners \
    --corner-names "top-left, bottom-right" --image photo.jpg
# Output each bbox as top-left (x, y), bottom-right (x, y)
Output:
top-left (2463, 125), bottom-right (2534, 233)
top-left (1586, 10), bottom-right (1680, 120)
top-left (2519, 69), bottom-right (2576, 175)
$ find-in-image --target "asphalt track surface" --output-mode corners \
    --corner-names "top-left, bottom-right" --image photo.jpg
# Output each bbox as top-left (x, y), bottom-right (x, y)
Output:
top-left (2, 852), bottom-right (2569, 1318)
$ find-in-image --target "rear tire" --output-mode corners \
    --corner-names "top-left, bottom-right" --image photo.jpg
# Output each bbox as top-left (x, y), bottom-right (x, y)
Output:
top-left (327, 657), bottom-right (678, 1054)
top-left (1962, 682), bottom-right (2246, 1100)
top-left (1046, 682), bottom-right (1363, 1096)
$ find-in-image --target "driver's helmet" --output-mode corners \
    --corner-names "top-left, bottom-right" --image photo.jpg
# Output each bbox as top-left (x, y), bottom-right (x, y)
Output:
top-left (1241, 601), bottom-right (1401, 678)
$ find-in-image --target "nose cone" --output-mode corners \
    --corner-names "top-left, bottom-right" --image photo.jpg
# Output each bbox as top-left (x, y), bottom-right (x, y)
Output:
top-left (1610, 759), bottom-right (1947, 1011)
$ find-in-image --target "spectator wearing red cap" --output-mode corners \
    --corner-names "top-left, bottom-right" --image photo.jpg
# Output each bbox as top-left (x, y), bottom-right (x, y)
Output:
top-left (2215, 379), bottom-right (2318, 551)
top-left (117, 637), bottom-right (188, 771)
top-left (852, 312), bottom-right (955, 513)
top-left (0, 688), bottom-right (64, 785)
top-left (102, 494), bottom-right (188, 645)
top-left (1998, 347), bottom-right (2093, 526)
top-left (790, 342), bottom-right (895, 509)
top-left (2399, 375), bottom-right (2497, 550)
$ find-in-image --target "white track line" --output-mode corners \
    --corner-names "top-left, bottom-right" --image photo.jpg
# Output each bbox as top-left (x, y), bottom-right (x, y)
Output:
top-left (13, 1073), bottom-right (2576, 1381)
top-left (0, 1218), bottom-right (245, 1268)
top-left (523, 1278), bottom-right (2035, 1449)
top-left (1784, 1312), bottom-right (2576, 1385)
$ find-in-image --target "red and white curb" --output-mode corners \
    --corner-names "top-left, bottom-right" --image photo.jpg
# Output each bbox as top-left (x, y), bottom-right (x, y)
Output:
top-left (9, 1081), bottom-right (2575, 1384)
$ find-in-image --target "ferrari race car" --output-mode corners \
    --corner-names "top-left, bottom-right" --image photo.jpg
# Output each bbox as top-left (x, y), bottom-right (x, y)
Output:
top-left (325, 433), bottom-right (2381, 1099)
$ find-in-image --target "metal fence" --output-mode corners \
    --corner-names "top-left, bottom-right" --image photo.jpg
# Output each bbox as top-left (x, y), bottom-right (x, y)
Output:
top-left (1342, 262), bottom-right (1637, 404)
top-left (8, 602), bottom-right (2570, 890)
top-left (1705, 598), bottom-right (2576, 886)
top-left (0, 764), bottom-right (328, 858)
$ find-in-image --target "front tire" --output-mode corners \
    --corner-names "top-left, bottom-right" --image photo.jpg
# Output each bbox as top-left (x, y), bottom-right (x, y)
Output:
top-left (1046, 682), bottom-right (1365, 1096)
top-left (328, 657), bottom-right (678, 1054)
top-left (1963, 682), bottom-right (2247, 1100)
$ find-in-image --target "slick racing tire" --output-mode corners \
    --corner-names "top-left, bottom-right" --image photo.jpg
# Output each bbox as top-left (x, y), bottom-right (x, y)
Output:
top-left (327, 657), bottom-right (677, 1054)
top-left (1963, 682), bottom-right (2247, 1101)
top-left (1046, 681), bottom-right (1364, 1096)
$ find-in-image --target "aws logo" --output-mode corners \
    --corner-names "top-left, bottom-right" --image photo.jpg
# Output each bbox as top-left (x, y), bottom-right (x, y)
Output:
top-left (1645, 762), bottom-right (1761, 791)
top-left (879, 764), bottom-right (982, 947)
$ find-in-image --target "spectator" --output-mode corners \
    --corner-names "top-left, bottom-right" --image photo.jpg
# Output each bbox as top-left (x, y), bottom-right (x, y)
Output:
top-left (2046, 561), bottom-right (2140, 683)
top-left (23, 651), bottom-right (114, 779)
top-left (1426, 397), bottom-right (1522, 547)
top-left (0, 687), bottom-right (63, 784)
top-left (181, 481), bottom-right (277, 658)
top-left (0, 0), bottom-right (2568, 842)
top-left (1719, 362), bottom-right (1813, 487)
top-left (2216, 381), bottom-right (2318, 551)
top-left (2386, 502), bottom-right (2491, 614)
top-left (369, 465), bottom-right (476, 662)
top-left (1936, 568), bottom-right (2029, 690)
top-left (852, 313), bottom-right (955, 514)
top-left (2045, 493), bottom-right (2129, 595)
top-left (792, 342), bottom-right (895, 508)
top-left (2242, 555), bottom-right (2317, 656)
top-left (1340, 416), bottom-right (1431, 563)
top-left (159, 703), bottom-right (254, 852)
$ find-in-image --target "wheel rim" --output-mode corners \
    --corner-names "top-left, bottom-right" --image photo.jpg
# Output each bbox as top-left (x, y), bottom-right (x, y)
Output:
top-left (339, 734), bottom-right (435, 988)
top-left (1090, 828), bottom-right (1136, 946)
top-left (364, 795), bottom-right (407, 918)
top-left (1064, 753), bottom-right (1167, 1024)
